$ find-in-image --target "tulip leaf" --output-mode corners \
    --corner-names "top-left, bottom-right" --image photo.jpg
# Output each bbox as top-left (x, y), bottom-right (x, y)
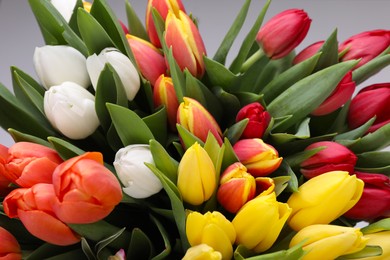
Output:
top-left (67, 0), bottom-right (84, 35)
top-left (327, 101), bottom-right (351, 134)
top-left (334, 117), bottom-right (375, 141)
top-left (273, 176), bottom-right (291, 197)
top-left (337, 246), bottom-right (383, 260)
top-left (361, 218), bottom-right (390, 234)
top-left (356, 151), bottom-right (390, 168)
top-left (235, 54), bottom-right (270, 92)
top-left (354, 165), bottom-right (390, 175)
top-left (142, 106), bottom-right (167, 145)
top-left (176, 124), bottom-right (204, 150)
top-left (234, 92), bottom-right (265, 107)
top-left (234, 241), bottom-right (306, 260)
top-left (204, 132), bottom-right (225, 175)
top-left (125, 0), bottom-right (148, 41)
top-left (166, 48), bottom-right (185, 102)
top-left (48, 136), bottom-right (85, 159)
top-left (8, 128), bottom-right (50, 147)
top-left (224, 118), bottom-right (248, 145)
top-left (270, 118), bottom-right (311, 145)
top-left (24, 243), bottom-right (84, 260)
top-left (81, 238), bottom-right (97, 260)
top-left (221, 138), bottom-right (239, 173)
top-left (95, 227), bottom-right (126, 258)
top-left (271, 160), bottom-right (299, 192)
top-left (11, 66), bottom-right (45, 95)
top-left (149, 214), bottom-right (172, 259)
top-left (149, 139), bottom-right (179, 184)
top-left (203, 57), bottom-right (238, 91)
top-left (213, 86), bottom-right (241, 127)
top-left (313, 29), bottom-right (339, 71)
top-left (345, 123), bottom-right (390, 153)
top-left (126, 228), bottom-right (154, 259)
top-left (353, 54), bottom-right (390, 85)
top-left (284, 146), bottom-right (325, 170)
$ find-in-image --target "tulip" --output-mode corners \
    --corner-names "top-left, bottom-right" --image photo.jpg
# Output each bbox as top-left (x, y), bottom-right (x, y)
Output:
top-left (232, 192), bottom-right (292, 253)
top-left (126, 34), bottom-right (167, 85)
top-left (3, 184), bottom-right (80, 245)
top-left (0, 142), bottom-right (63, 188)
top-left (233, 138), bottom-right (282, 177)
top-left (235, 102), bottom-right (271, 139)
top-left (108, 249), bottom-right (126, 260)
top-left (82, 1), bottom-right (92, 13)
top-left (153, 75), bottom-right (179, 131)
top-left (44, 81), bottom-right (100, 140)
top-left (113, 144), bottom-right (163, 199)
top-left (339, 30), bottom-right (390, 69)
top-left (289, 224), bottom-right (368, 260)
top-left (293, 40), bottom-right (324, 64)
top-left (256, 9), bottom-right (311, 59)
top-left (352, 231), bottom-right (390, 260)
top-left (311, 71), bottom-right (356, 116)
top-left (182, 244), bottom-right (222, 260)
top-left (165, 10), bottom-right (207, 78)
top-left (146, 0), bottom-right (186, 48)
top-left (34, 45), bottom-right (91, 89)
top-left (177, 142), bottom-right (216, 205)
top-left (50, 0), bottom-right (77, 22)
top-left (300, 141), bottom-right (357, 179)
top-left (0, 227), bottom-right (22, 260)
top-left (348, 83), bottom-right (390, 133)
top-left (344, 172), bottom-right (390, 220)
top-left (86, 47), bottom-right (141, 101)
top-left (177, 97), bottom-right (223, 145)
top-left (0, 144), bottom-right (13, 196)
top-left (52, 152), bottom-right (122, 224)
top-left (287, 171), bottom-right (364, 231)
top-left (186, 211), bottom-right (236, 260)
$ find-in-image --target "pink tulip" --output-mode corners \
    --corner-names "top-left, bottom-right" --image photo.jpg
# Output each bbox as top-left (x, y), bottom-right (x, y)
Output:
top-left (256, 9), bottom-right (311, 59)
top-left (236, 102), bottom-right (271, 139)
top-left (3, 184), bottom-right (80, 246)
top-left (0, 227), bottom-right (22, 260)
top-left (52, 152), bottom-right (122, 224)
top-left (293, 41), bottom-right (324, 64)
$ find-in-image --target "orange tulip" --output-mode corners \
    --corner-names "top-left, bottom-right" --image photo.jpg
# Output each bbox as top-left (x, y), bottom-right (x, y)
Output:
top-left (0, 144), bottom-right (13, 197)
top-left (0, 227), bottom-right (22, 260)
top-left (52, 152), bottom-right (122, 224)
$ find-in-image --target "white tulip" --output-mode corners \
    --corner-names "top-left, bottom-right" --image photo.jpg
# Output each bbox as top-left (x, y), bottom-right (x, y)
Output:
top-left (51, 0), bottom-right (77, 22)
top-left (34, 45), bottom-right (91, 89)
top-left (114, 144), bottom-right (163, 199)
top-left (44, 81), bottom-right (99, 140)
top-left (86, 47), bottom-right (141, 101)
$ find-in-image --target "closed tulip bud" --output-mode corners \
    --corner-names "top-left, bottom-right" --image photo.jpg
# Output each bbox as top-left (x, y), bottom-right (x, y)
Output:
top-left (52, 152), bottom-right (122, 224)
top-left (289, 224), bottom-right (368, 260)
top-left (236, 102), bottom-right (271, 139)
top-left (352, 231), bottom-right (390, 260)
top-left (256, 9), bottom-right (311, 59)
top-left (113, 144), bottom-right (163, 199)
top-left (233, 192), bottom-right (292, 253)
top-left (217, 162), bottom-right (256, 213)
top-left (86, 47), bottom-right (140, 101)
top-left (126, 35), bottom-right (167, 85)
top-left (293, 41), bottom-right (324, 64)
top-left (3, 184), bottom-right (80, 245)
top-left (300, 141), bottom-right (357, 179)
top-left (178, 142), bottom-right (216, 205)
top-left (146, 0), bottom-right (186, 48)
top-left (183, 244), bottom-right (222, 260)
top-left (0, 142), bottom-right (63, 188)
top-left (0, 227), bottom-right (21, 260)
top-left (287, 171), bottom-right (364, 231)
top-left (153, 75), bottom-right (179, 131)
top-left (311, 71), bottom-right (356, 116)
top-left (34, 45), bottom-right (91, 89)
top-left (233, 139), bottom-right (282, 177)
top-left (344, 172), bottom-right (390, 220)
top-left (177, 97), bottom-right (223, 145)
top-left (339, 30), bottom-right (390, 69)
top-left (0, 144), bottom-right (14, 196)
top-left (165, 10), bottom-right (207, 78)
top-left (50, 0), bottom-right (77, 22)
top-left (44, 82), bottom-right (100, 140)
top-left (348, 83), bottom-right (390, 133)
top-left (186, 211), bottom-right (236, 260)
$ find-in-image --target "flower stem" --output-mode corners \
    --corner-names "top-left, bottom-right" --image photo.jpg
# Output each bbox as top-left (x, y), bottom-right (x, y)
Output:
top-left (240, 48), bottom-right (265, 72)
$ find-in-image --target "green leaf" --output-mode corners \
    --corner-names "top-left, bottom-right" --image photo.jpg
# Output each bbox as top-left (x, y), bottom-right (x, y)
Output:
top-left (354, 166), bottom-right (390, 175)
top-left (234, 241), bottom-right (306, 260)
top-left (270, 118), bottom-right (311, 145)
top-left (125, 0), bottom-right (148, 40)
top-left (271, 160), bottom-right (299, 192)
top-left (353, 54), bottom-right (390, 85)
top-left (204, 56), bottom-right (238, 91)
top-left (67, 0), bottom-right (84, 35)
top-left (313, 29), bottom-right (339, 71)
top-left (95, 228), bottom-right (126, 258)
top-left (149, 214), bottom-right (172, 259)
top-left (334, 117), bottom-right (375, 141)
top-left (149, 139), bottom-right (179, 184)
top-left (345, 123), bottom-right (390, 153)
top-left (143, 106), bottom-right (167, 145)
top-left (48, 136), bottom-right (85, 160)
top-left (127, 228), bottom-right (154, 259)
top-left (273, 176), bottom-right (291, 196)
top-left (337, 246), bottom-right (383, 260)
top-left (284, 146), bottom-right (325, 169)
top-left (235, 54), bottom-right (270, 92)
top-left (81, 238), bottom-right (97, 260)
top-left (224, 119), bottom-right (248, 145)
top-left (213, 86), bottom-right (241, 127)
top-left (176, 124), bottom-right (204, 150)
top-left (356, 151), bottom-right (390, 168)
top-left (361, 218), bottom-right (390, 234)
top-left (221, 138), bottom-right (239, 172)
top-left (166, 48), bottom-right (185, 102)
top-left (8, 129), bottom-right (50, 146)
top-left (204, 132), bottom-right (225, 175)
top-left (26, 243), bottom-right (84, 260)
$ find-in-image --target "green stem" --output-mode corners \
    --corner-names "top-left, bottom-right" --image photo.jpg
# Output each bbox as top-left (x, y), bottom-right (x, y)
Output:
top-left (240, 48), bottom-right (265, 72)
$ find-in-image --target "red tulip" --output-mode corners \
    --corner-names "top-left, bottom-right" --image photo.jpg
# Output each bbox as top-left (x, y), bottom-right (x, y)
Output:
top-left (293, 41), bottom-right (324, 65)
top-left (236, 102), bottom-right (271, 139)
top-left (300, 141), bottom-right (357, 179)
top-left (0, 227), bottom-right (22, 260)
top-left (344, 172), bottom-right (390, 220)
top-left (339, 30), bottom-right (390, 69)
top-left (256, 9), bottom-right (311, 59)
top-left (0, 144), bottom-right (13, 197)
top-left (3, 184), bottom-right (80, 246)
top-left (52, 152), bottom-right (122, 224)
top-left (348, 83), bottom-right (390, 133)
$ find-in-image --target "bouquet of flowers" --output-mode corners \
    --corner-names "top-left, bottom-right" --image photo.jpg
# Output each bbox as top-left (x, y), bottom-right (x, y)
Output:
top-left (1, 0), bottom-right (390, 259)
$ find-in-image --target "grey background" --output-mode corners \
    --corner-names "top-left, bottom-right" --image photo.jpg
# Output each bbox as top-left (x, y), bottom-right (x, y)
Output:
top-left (1, 0), bottom-right (390, 146)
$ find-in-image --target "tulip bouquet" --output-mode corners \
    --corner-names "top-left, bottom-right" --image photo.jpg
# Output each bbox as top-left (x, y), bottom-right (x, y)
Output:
top-left (1, 0), bottom-right (390, 259)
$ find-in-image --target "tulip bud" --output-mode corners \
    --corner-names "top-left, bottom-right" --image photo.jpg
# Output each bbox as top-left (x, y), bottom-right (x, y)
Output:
top-left (153, 75), bottom-right (179, 131)
top-left (146, 0), bottom-right (186, 48)
top-left (33, 45), bottom-right (91, 89)
top-left (44, 81), bottom-right (100, 140)
top-left (339, 30), bottom-right (390, 69)
top-left (50, 0), bottom-right (77, 22)
top-left (113, 144), bottom-right (163, 199)
top-left (165, 10), bottom-right (207, 78)
top-left (108, 249), bottom-right (126, 260)
top-left (311, 71), bottom-right (356, 116)
top-left (186, 211), bottom-right (236, 260)
top-left (353, 231), bottom-right (390, 260)
top-left (232, 192), bottom-right (292, 253)
top-left (0, 227), bottom-right (22, 260)
top-left (287, 171), bottom-right (364, 231)
top-left (233, 139), bottom-right (282, 177)
top-left (86, 47), bottom-right (141, 101)
top-left (0, 144), bottom-right (13, 196)
top-left (217, 162), bottom-right (256, 213)
top-left (300, 141), bottom-right (357, 179)
top-left (183, 244), bottom-right (222, 260)
top-left (177, 142), bottom-right (216, 205)
top-left (256, 9), bottom-right (311, 59)
top-left (126, 34), bottom-right (167, 85)
top-left (293, 41), bottom-right (324, 65)
top-left (344, 172), bottom-right (390, 220)
top-left (289, 224), bottom-right (368, 260)
top-left (177, 97), bottom-right (223, 145)
top-left (235, 102), bottom-right (271, 139)
top-left (348, 83), bottom-right (390, 133)
top-left (82, 1), bottom-right (92, 13)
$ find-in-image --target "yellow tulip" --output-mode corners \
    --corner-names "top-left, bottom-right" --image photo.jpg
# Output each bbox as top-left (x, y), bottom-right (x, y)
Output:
top-left (287, 171), bottom-right (364, 231)
top-left (182, 244), bottom-right (222, 260)
top-left (186, 211), bottom-right (236, 260)
top-left (177, 142), bottom-right (216, 205)
top-left (232, 192), bottom-right (292, 253)
top-left (289, 224), bottom-right (369, 260)
top-left (350, 230), bottom-right (390, 260)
